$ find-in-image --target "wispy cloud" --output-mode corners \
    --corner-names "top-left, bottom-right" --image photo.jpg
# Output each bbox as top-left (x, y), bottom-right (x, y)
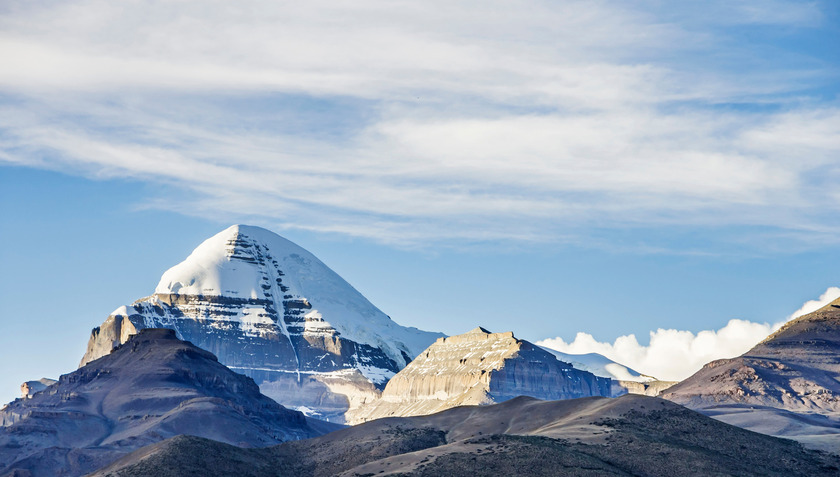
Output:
top-left (0, 0), bottom-right (837, 248)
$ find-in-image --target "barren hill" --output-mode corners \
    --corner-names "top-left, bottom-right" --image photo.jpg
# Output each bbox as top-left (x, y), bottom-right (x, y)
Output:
top-left (0, 329), bottom-right (331, 476)
top-left (663, 297), bottom-right (840, 453)
top-left (92, 394), bottom-right (840, 476)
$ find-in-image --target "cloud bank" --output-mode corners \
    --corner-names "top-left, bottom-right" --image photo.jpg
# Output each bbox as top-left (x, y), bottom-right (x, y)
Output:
top-left (537, 287), bottom-right (840, 381)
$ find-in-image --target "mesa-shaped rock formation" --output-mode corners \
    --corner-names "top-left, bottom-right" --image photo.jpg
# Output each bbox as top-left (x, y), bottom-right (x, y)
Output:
top-left (346, 327), bottom-right (611, 424)
top-left (0, 328), bottom-right (330, 477)
top-left (80, 225), bottom-right (443, 422)
top-left (663, 296), bottom-right (840, 453)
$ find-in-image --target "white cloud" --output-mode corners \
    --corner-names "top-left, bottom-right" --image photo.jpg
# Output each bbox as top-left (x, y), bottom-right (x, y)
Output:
top-left (537, 287), bottom-right (840, 381)
top-left (3, 98), bottom-right (838, 247)
top-left (789, 286), bottom-right (840, 319)
top-left (0, 0), bottom-right (838, 248)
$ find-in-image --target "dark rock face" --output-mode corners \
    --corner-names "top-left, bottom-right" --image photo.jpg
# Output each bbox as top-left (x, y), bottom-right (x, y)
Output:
top-left (663, 297), bottom-right (840, 453)
top-left (486, 340), bottom-right (611, 401)
top-left (91, 395), bottom-right (840, 477)
top-left (0, 329), bottom-right (328, 477)
top-left (85, 295), bottom-right (403, 378)
top-left (79, 225), bottom-right (443, 422)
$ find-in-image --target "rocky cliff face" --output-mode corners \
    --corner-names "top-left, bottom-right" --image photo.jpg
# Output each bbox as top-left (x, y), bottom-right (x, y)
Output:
top-left (0, 328), bottom-right (330, 477)
top-left (663, 297), bottom-right (840, 453)
top-left (346, 327), bottom-right (611, 424)
top-left (79, 225), bottom-right (442, 422)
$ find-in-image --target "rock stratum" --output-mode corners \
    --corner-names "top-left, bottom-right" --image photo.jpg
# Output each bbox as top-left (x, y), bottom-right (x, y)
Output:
top-left (80, 225), bottom-right (443, 422)
top-left (0, 328), bottom-right (330, 477)
top-left (663, 297), bottom-right (840, 453)
top-left (92, 394), bottom-right (840, 477)
top-left (346, 327), bottom-right (611, 424)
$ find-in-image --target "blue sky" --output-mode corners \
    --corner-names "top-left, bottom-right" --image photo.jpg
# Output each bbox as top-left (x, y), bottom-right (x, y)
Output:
top-left (1, 0), bottom-right (839, 404)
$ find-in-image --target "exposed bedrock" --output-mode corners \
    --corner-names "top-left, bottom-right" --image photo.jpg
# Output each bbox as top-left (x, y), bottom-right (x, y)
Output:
top-left (347, 327), bottom-right (611, 424)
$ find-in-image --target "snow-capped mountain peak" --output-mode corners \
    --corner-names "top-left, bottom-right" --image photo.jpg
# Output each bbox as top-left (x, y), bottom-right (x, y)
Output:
top-left (81, 224), bottom-right (443, 422)
top-left (151, 224), bottom-right (432, 368)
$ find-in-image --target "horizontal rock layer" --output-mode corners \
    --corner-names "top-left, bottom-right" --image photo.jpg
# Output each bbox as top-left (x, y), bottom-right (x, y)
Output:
top-left (79, 225), bottom-right (441, 422)
top-left (347, 327), bottom-right (611, 423)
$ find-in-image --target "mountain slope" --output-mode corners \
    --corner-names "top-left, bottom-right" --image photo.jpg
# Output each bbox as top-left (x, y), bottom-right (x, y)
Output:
top-left (0, 328), bottom-right (329, 477)
top-left (80, 225), bottom-right (443, 422)
top-left (663, 297), bottom-right (840, 453)
top-left (346, 327), bottom-right (611, 424)
top-left (92, 394), bottom-right (840, 477)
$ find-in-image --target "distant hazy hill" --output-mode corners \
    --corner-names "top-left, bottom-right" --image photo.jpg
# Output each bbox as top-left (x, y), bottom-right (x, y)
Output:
top-left (92, 394), bottom-right (840, 477)
top-left (663, 297), bottom-right (840, 453)
top-left (0, 329), bottom-right (332, 477)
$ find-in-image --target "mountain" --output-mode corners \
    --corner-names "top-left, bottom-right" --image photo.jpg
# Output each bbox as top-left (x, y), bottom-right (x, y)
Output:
top-left (0, 328), bottom-right (332, 477)
top-left (540, 348), bottom-right (651, 381)
top-left (91, 394), bottom-right (840, 477)
top-left (345, 327), bottom-right (611, 424)
top-left (79, 225), bottom-right (443, 422)
top-left (663, 297), bottom-right (840, 453)
top-left (540, 348), bottom-right (677, 397)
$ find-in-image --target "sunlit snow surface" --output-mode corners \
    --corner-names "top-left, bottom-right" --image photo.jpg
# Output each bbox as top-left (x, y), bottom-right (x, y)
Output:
top-left (540, 347), bottom-right (654, 383)
top-left (151, 225), bottom-right (439, 374)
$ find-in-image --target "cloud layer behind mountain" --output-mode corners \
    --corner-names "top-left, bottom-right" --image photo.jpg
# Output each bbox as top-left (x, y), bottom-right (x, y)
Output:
top-left (538, 287), bottom-right (840, 381)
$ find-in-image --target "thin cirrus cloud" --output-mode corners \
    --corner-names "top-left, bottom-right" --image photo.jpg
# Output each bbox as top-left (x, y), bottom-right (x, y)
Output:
top-left (537, 287), bottom-right (840, 381)
top-left (0, 0), bottom-right (838, 247)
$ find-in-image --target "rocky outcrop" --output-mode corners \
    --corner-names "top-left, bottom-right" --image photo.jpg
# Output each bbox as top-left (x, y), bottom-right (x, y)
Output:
top-left (612, 379), bottom-right (677, 397)
top-left (663, 297), bottom-right (840, 453)
top-left (346, 327), bottom-right (611, 424)
top-left (0, 328), bottom-right (332, 477)
top-left (19, 378), bottom-right (57, 398)
top-left (79, 225), bottom-right (442, 422)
